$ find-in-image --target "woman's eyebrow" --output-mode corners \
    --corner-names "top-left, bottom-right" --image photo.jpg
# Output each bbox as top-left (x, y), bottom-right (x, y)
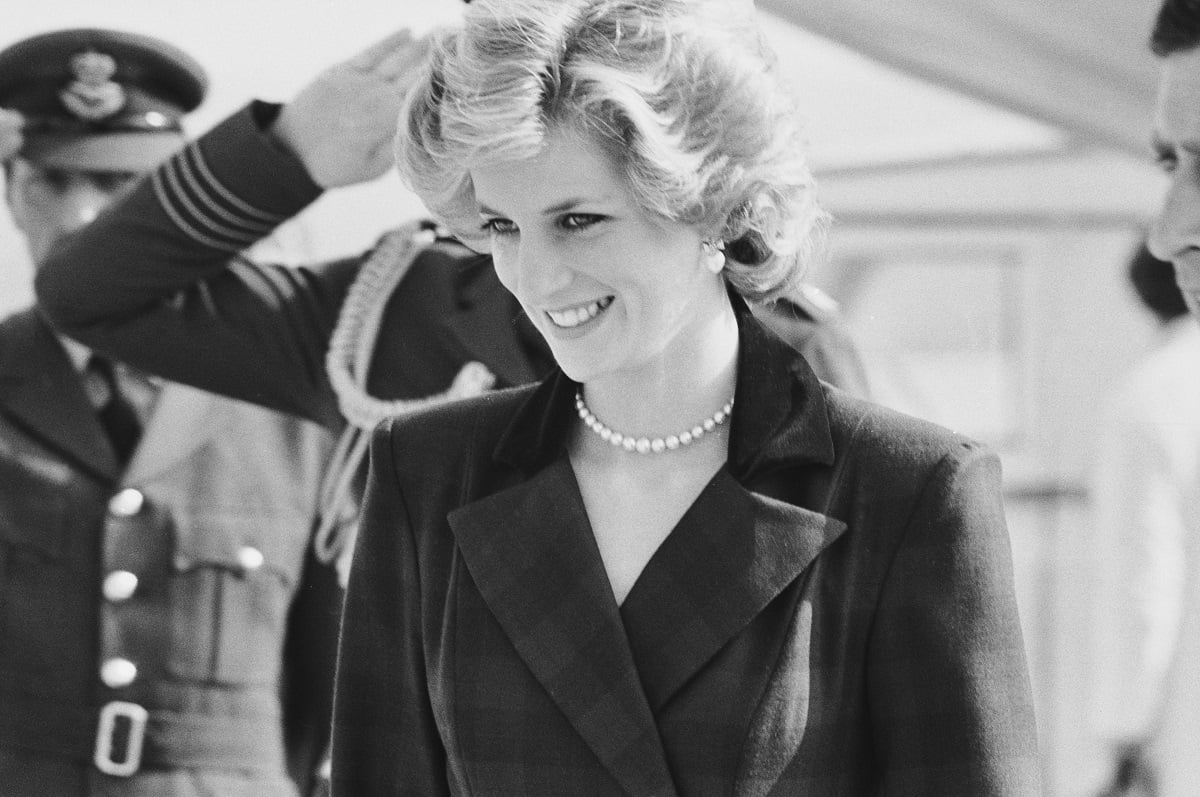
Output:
top-left (477, 197), bottom-right (593, 216)
top-left (542, 198), bottom-right (587, 214)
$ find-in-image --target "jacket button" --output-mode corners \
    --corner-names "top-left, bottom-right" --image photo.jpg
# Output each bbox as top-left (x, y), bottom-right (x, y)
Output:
top-left (102, 570), bottom-right (139, 602)
top-left (237, 546), bottom-right (264, 572)
top-left (107, 488), bottom-right (145, 517)
top-left (100, 657), bottom-right (137, 688)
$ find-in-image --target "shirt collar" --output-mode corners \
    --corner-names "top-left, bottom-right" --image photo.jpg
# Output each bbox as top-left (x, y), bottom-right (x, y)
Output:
top-left (57, 334), bottom-right (92, 373)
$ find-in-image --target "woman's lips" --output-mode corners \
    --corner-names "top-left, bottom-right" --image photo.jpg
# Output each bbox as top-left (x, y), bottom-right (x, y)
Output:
top-left (546, 296), bottom-right (614, 328)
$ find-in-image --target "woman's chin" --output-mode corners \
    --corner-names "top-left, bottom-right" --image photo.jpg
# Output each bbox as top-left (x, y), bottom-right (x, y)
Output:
top-left (553, 355), bottom-right (597, 385)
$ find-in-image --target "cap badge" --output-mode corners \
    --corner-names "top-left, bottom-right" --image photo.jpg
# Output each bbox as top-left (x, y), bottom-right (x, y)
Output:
top-left (59, 50), bottom-right (126, 121)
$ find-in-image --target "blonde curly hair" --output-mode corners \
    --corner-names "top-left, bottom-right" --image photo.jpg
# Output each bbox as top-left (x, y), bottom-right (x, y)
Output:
top-left (397, 0), bottom-right (829, 301)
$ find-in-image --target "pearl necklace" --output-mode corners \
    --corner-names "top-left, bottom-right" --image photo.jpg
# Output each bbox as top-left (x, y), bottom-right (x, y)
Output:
top-left (574, 388), bottom-right (734, 454)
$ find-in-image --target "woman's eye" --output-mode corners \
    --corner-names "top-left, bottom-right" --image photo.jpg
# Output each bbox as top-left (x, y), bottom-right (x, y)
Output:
top-left (481, 218), bottom-right (517, 236)
top-left (560, 213), bottom-right (603, 231)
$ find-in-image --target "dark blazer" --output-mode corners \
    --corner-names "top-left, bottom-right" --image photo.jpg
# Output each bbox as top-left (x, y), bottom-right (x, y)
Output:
top-left (0, 308), bottom-right (338, 796)
top-left (332, 305), bottom-right (1042, 796)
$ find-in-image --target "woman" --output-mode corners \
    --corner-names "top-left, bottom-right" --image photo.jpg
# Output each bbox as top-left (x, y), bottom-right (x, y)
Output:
top-left (332, 1), bottom-right (1041, 794)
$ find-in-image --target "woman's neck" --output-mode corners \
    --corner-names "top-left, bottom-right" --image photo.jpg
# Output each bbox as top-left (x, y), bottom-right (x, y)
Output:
top-left (575, 297), bottom-right (740, 451)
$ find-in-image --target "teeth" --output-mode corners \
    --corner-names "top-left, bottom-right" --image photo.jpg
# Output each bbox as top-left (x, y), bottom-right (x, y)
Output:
top-left (547, 297), bottom-right (612, 328)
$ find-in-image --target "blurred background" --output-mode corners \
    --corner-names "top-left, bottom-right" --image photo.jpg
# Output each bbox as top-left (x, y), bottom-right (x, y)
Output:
top-left (0, 1), bottom-right (1172, 794)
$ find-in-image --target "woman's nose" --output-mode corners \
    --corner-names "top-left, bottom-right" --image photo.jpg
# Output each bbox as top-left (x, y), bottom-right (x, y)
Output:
top-left (514, 237), bottom-right (568, 298)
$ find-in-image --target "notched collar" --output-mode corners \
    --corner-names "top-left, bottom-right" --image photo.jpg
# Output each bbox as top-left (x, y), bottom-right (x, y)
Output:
top-left (0, 309), bottom-right (120, 479)
top-left (448, 295), bottom-right (848, 794)
top-left (448, 440), bottom-right (845, 794)
top-left (448, 457), bottom-right (678, 797)
top-left (619, 466), bottom-right (845, 712)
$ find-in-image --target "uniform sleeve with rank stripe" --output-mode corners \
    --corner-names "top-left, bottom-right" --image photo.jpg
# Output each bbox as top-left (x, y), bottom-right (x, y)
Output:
top-left (152, 101), bottom-right (318, 251)
top-left (36, 102), bottom-right (357, 429)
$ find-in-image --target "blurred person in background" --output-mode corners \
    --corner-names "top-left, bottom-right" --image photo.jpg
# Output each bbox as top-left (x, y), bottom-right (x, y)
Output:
top-left (1089, 243), bottom-right (1199, 797)
top-left (1108, 0), bottom-right (1200, 792)
top-left (0, 29), bottom-right (342, 796)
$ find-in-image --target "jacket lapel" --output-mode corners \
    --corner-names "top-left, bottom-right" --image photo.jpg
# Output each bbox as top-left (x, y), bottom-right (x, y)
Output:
top-left (611, 295), bottom-right (846, 711)
top-left (0, 309), bottom-right (119, 480)
top-left (474, 297), bottom-right (844, 794)
top-left (449, 456), bottom-right (678, 797)
top-left (731, 574), bottom-right (819, 797)
top-left (619, 467), bottom-right (845, 712)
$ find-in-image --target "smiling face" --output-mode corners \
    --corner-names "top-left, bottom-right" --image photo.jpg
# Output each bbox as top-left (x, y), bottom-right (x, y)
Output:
top-left (1150, 45), bottom-right (1200, 316)
top-left (471, 127), bottom-right (728, 387)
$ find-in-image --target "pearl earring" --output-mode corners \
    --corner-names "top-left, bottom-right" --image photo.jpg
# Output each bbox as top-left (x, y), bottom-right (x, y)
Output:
top-left (701, 240), bottom-right (725, 274)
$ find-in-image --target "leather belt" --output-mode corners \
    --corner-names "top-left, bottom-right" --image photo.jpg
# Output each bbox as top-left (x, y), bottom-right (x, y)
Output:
top-left (0, 691), bottom-right (286, 776)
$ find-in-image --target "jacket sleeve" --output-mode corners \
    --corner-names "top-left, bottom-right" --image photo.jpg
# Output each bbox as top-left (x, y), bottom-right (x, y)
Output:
top-left (35, 101), bottom-right (353, 428)
top-left (868, 442), bottom-right (1043, 795)
top-left (331, 419), bottom-right (449, 796)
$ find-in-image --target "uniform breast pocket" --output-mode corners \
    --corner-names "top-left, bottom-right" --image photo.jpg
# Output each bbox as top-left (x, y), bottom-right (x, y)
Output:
top-left (167, 512), bottom-right (312, 685)
top-left (0, 452), bottom-right (101, 681)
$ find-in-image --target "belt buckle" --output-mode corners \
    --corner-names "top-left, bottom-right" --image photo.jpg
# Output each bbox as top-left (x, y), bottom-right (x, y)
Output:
top-left (93, 700), bottom-right (149, 777)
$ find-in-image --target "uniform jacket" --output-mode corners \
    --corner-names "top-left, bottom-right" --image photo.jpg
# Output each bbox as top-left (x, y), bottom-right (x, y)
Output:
top-left (332, 303), bottom-right (1042, 796)
top-left (0, 308), bottom-right (339, 796)
top-left (33, 102), bottom-right (863, 429)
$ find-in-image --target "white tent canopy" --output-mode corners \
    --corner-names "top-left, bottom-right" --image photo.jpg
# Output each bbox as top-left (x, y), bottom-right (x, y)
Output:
top-left (763, 0), bottom-right (1164, 161)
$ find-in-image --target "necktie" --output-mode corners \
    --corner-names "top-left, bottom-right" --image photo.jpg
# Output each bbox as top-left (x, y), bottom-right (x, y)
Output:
top-left (87, 356), bottom-right (143, 465)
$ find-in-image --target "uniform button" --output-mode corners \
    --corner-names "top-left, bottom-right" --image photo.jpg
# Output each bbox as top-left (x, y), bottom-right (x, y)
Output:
top-left (237, 546), bottom-right (264, 572)
top-left (100, 657), bottom-right (137, 688)
top-left (102, 570), bottom-right (139, 602)
top-left (107, 488), bottom-right (145, 517)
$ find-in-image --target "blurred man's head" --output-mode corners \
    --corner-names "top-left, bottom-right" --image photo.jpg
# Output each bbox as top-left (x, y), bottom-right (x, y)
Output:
top-left (1149, 0), bottom-right (1200, 318)
top-left (0, 28), bottom-right (206, 263)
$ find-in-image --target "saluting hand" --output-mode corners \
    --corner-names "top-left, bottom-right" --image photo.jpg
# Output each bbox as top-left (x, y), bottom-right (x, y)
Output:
top-left (0, 108), bottom-right (23, 163)
top-left (271, 30), bottom-right (432, 189)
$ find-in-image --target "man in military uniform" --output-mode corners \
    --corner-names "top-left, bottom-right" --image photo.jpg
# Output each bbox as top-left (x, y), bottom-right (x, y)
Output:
top-left (0, 29), bottom-right (340, 796)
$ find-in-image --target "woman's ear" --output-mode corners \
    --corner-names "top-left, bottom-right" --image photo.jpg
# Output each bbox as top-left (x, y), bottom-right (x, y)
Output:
top-left (700, 238), bottom-right (726, 274)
